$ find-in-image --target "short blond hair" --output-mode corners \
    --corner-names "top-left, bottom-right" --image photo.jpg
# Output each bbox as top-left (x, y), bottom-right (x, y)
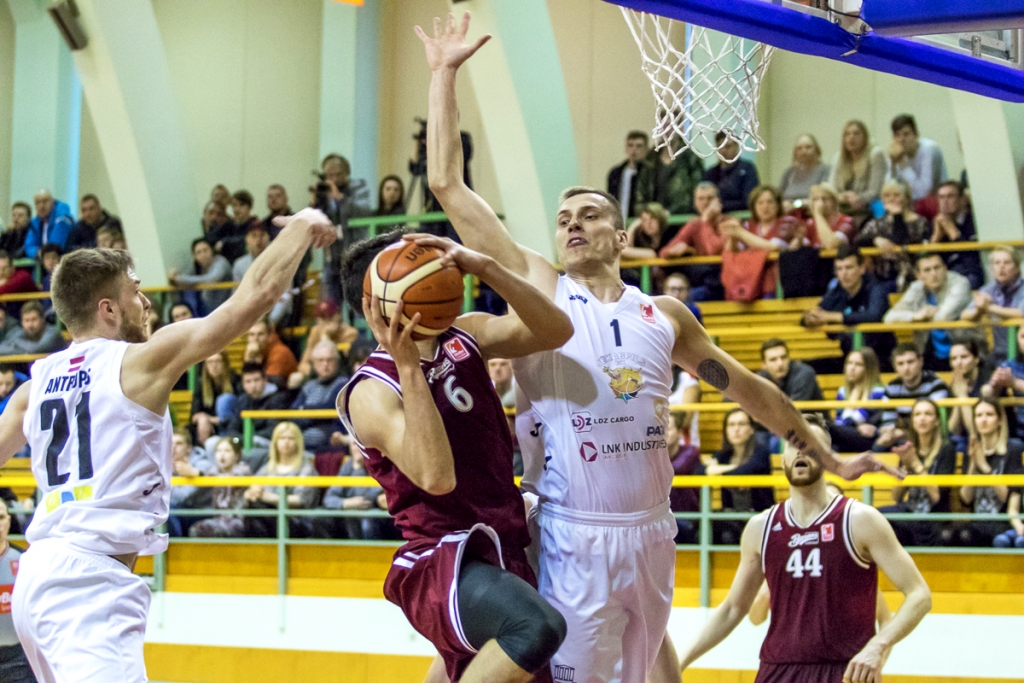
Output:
top-left (989, 245), bottom-right (1022, 269)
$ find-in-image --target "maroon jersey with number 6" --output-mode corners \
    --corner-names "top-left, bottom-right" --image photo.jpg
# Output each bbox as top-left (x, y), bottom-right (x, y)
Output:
top-left (758, 495), bottom-right (877, 666)
top-left (339, 326), bottom-right (530, 552)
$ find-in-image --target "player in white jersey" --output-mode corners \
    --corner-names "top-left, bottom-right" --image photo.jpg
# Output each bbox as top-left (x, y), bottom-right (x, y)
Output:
top-left (418, 14), bottom-right (902, 683)
top-left (0, 210), bottom-right (334, 682)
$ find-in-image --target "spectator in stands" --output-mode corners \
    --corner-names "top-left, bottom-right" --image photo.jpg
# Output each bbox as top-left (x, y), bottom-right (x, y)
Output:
top-left (94, 225), bottom-right (123, 250)
top-left (623, 202), bottom-right (669, 260)
top-left (66, 194), bottom-right (122, 252)
top-left (947, 336), bottom-right (992, 449)
top-left (806, 183), bottom-right (855, 248)
top-left (188, 437), bottom-right (251, 538)
top-left (758, 339), bottom-right (823, 402)
top-left (0, 363), bottom-right (27, 414)
top-left (167, 427), bottom-right (215, 536)
top-left (958, 398), bottom-right (1024, 547)
top-left (856, 179), bottom-right (930, 290)
top-left (2, 201), bottom-right (31, 257)
top-left (25, 189), bottom-right (74, 258)
top-left (0, 310), bottom-right (15, 345)
top-left (658, 182), bottom-right (728, 301)
top-left (264, 184), bottom-right (291, 236)
top-left (488, 357), bottom-right (515, 408)
top-left (778, 134), bottom-right (830, 212)
top-left (38, 244), bottom-right (61, 293)
top-left (880, 343), bottom-right (949, 430)
top-left (663, 272), bottom-right (703, 325)
top-left (292, 301), bottom-right (357, 380)
top-left (667, 411), bottom-right (701, 544)
top-left (244, 421), bottom-right (319, 538)
top-left (376, 175), bottom-right (406, 217)
top-left (202, 200), bottom-right (239, 260)
top-left (884, 253), bottom-right (971, 371)
top-left (985, 326), bottom-right (1024, 427)
top-left (0, 301), bottom-right (65, 356)
top-left (830, 120), bottom-right (889, 223)
top-left (961, 246), bottom-right (1024, 364)
top-left (320, 152), bottom-right (371, 243)
top-left (637, 124), bottom-right (705, 218)
top-left (668, 369), bottom-right (702, 452)
top-left (882, 399), bottom-right (957, 547)
top-left (703, 132), bottom-right (760, 213)
top-left (223, 362), bottom-right (291, 455)
top-left (732, 186), bottom-right (802, 251)
top-left (170, 302), bottom-right (194, 323)
top-left (608, 131), bottom-right (650, 220)
top-left (243, 318), bottom-right (298, 389)
top-left (828, 348), bottom-right (886, 452)
top-left (705, 408), bottom-right (774, 544)
top-left (210, 184), bottom-right (231, 209)
top-left (0, 250), bottom-right (38, 319)
top-left (888, 114), bottom-right (947, 201)
top-left (232, 222), bottom-right (292, 325)
top-left (315, 449), bottom-right (389, 540)
top-left (931, 180), bottom-right (983, 289)
top-left (802, 245), bottom-right (893, 366)
top-left (290, 341), bottom-right (347, 450)
top-left (216, 191), bottom-right (257, 263)
top-left (191, 351), bottom-right (239, 445)
top-left (170, 238), bottom-right (232, 317)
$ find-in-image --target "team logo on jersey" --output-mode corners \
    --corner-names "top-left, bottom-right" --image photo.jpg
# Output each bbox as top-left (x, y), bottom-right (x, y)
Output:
top-left (443, 337), bottom-right (471, 362)
top-left (571, 411), bottom-right (593, 433)
top-left (69, 355), bottom-right (85, 372)
top-left (579, 441), bottom-right (598, 462)
top-left (0, 584), bottom-right (11, 615)
top-left (553, 665), bottom-right (576, 682)
top-left (602, 366), bottom-right (644, 402)
top-left (9, 560), bottom-right (17, 576)
top-left (568, 294), bottom-right (588, 304)
top-left (640, 303), bottom-right (656, 324)
top-left (425, 358), bottom-right (455, 384)
top-left (788, 531), bottom-right (820, 547)
top-left (821, 523), bottom-right (835, 542)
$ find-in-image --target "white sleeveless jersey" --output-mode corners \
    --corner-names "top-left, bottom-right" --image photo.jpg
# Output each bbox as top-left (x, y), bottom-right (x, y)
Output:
top-left (513, 276), bottom-right (676, 514)
top-left (24, 339), bottom-right (173, 556)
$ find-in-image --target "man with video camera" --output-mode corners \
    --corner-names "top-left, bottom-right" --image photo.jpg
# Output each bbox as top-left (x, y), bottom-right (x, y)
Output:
top-left (313, 153), bottom-right (371, 305)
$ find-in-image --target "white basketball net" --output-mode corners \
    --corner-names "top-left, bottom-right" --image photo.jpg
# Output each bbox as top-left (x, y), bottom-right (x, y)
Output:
top-left (621, 8), bottom-right (775, 162)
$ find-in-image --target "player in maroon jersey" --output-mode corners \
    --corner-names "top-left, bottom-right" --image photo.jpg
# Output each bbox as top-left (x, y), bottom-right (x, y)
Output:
top-left (337, 231), bottom-right (573, 683)
top-left (677, 416), bottom-right (931, 683)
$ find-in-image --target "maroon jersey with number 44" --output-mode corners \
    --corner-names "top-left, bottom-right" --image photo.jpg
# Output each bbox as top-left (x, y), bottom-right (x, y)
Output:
top-left (759, 495), bottom-right (878, 666)
top-left (339, 327), bottom-right (530, 551)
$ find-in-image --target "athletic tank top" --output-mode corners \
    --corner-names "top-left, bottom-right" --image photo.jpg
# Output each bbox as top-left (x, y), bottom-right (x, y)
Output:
top-left (0, 544), bottom-right (20, 645)
top-left (760, 495), bottom-right (878, 664)
top-left (338, 327), bottom-right (530, 550)
top-left (513, 276), bottom-right (675, 514)
top-left (24, 339), bottom-right (174, 556)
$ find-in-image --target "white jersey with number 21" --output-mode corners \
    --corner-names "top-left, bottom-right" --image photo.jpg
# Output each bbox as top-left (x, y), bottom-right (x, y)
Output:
top-left (24, 338), bottom-right (173, 556)
top-left (513, 276), bottom-right (675, 515)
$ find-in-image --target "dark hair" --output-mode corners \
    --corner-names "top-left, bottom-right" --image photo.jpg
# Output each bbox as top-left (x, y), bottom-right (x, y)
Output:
top-left (241, 361), bottom-right (265, 377)
top-left (52, 249), bottom-right (135, 333)
top-left (0, 363), bottom-right (13, 376)
top-left (747, 185), bottom-right (782, 220)
top-left (321, 153), bottom-right (351, 177)
top-left (715, 130), bottom-right (730, 145)
top-left (232, 190), bottom-right (253, 208)
top-left (557, 186), bottom-right (624, 232)
top-left (721, 407), bottom-right (756, 465)
top-left (938, 180), bottom-right (963, 196)
top-left (171, 301), bottom-right (194, 317)
top-left (760, 338), bottom-right (789, 359)
top-left (834, 243), bottom-right (863, 265)
top-left (0, 250), bottom-right (11, 265)
top-left (914, 251), bottom-right (944, 269)
top-left (191, 237), bottom-right (212, 253)
top-left (21, 301), bottom-right (44, 319)
top-left (267, 183), bottom-right (286, 194)
top-left (377, 175), bottom-right (405, 213)
top-left (892, 342), bottom-right (920, 362)
top-left (949, 331), bottom-right (987, 360)
top-left (891, 114), bottom-right (918, 135)
top-left (80, 193), bottom-right (99, 205)
top-left (626, 130), bottom-right (649, 144)
top-left (38, 244), bottom-right (63, 260)
top-left (11, 201), bottom-right (31, 217)
top-left (340, 229), bottom-right (409, 316)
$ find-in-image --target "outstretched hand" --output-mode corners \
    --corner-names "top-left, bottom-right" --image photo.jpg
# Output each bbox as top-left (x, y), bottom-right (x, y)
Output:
top-left (404, 233), bottom-right (483, 275)
top-left (271, 208), bottom-right (336, 249)
top-left (415, 12), bottom-right (491, 71)
top-left (834, 450), bottom-right (906, 482)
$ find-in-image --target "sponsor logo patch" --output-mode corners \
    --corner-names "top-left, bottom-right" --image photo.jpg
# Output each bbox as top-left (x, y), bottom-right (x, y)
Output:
top-left (821, 523), bottom-right (835, 542)
top-left (443, 337), bottom-right (471, 362)
top-left (772, 522), bottom-right (783, 532)
top-left (788, 531), bottom-right (820, 548)
top-left (68, 355), bottom-right (85, 372)
top-left (568, 294), bottom-right (588, 304)
top-left (571, 411), bottom-right (593, 433)
top-left (0, 584), bottom-right (11, 614)
top-left (554, 665), bottom-right (576, 682)
top-left (640, 303), bottom-right (656, 324)
top-left (579, 442), bottom-right (598, 463)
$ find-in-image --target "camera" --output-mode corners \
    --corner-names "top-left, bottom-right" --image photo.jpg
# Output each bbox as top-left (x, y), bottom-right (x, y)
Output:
top-left (309, 171), bottom-right (331, 213)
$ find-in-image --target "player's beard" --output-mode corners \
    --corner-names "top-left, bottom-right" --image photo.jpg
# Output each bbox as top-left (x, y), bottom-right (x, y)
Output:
top-left (118, 314), bottom-right (148, 344)
top-left (783, 458), bottom-right (824, 488)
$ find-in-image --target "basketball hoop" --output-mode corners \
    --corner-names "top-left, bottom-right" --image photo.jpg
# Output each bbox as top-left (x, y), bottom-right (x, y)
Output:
top-left (621, 8), bottom-right (774, 162)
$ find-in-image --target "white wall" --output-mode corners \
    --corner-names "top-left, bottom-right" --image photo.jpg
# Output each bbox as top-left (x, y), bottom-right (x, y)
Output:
top-left (0, 1), bottom-right (15, 215)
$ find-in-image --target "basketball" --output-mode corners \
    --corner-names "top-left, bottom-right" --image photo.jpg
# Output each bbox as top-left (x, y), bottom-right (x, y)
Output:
top-left (362, 240), bottom-right (464, 337)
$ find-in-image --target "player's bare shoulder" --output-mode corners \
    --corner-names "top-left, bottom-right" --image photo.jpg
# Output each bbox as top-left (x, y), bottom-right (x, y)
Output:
top-left (741, 507), bottom-right (773, 554)
top-left (846, 499), bottom-right (893, 561)
top-left (652, 294), bottom-right (700, 336)
top-left (345, 375), bottom-right (404, 449)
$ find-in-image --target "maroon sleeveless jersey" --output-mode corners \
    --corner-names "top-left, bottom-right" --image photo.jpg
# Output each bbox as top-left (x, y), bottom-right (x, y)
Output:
top-left (759, 495), bottom-right (877, 665)
top-left (340, 327), bottom-right (530, 551)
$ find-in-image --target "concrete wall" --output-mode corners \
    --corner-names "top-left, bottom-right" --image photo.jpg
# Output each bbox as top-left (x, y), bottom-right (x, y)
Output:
top-left (0, 2), bottom-right (13, 215)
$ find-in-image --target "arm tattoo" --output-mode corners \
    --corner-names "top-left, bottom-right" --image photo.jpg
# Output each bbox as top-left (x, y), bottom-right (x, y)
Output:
top-left (697, 359), bottom-right (730, 391)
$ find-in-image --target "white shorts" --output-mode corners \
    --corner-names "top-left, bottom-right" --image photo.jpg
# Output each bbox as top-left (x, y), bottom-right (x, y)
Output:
top-left (537, 501), bottom-right (676, 683)
top-left (12, 539), bottom-right (151, 683)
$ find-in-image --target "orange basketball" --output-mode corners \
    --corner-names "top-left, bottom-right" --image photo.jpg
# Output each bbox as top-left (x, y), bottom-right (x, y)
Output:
top-left (362, 241), bottom-right (464, 338)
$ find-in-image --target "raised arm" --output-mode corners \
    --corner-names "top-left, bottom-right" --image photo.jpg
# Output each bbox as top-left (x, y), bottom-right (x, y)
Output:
top-left (655, 295), bottom-right (903, 481)
top-left (406, 235), bottom-right (573, 359)
top-left (678, 513), bottom-right (767, 672)
top-left (844, 504), bottom-right (931, 683)
top-left (121, 209), bottom-right (334, 414)
top-left (417, 13), bottom-right (558, 295)
top-left (0, 382), bottom-right (30, 469)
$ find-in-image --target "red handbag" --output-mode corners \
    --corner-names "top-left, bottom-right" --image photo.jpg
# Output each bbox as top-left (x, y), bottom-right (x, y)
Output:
top-left (722, 249), bottom-right (773, 302)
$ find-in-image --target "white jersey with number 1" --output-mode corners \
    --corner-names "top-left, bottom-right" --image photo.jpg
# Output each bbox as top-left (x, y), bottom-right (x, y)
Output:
top-left (512, 274), bottom-right (675, 515)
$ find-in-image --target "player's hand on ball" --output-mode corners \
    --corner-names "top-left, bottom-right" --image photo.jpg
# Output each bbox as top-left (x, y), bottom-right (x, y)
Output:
top-left (415, 12), bottom-right (491, 72)
top-left (363, 295), bottom-right (422, 370)
top-left (272, 208), bottom-right (337, 249)
top-left (836, 451), bottom-right (906, 481)
top-left (404, 233), bottom-right (489, 276)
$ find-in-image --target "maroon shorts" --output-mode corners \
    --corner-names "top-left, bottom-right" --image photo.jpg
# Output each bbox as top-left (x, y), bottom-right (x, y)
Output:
top-left (756, 662), bottom-right (848, 683)
top-left (383, 523), bottom-right (549, 683)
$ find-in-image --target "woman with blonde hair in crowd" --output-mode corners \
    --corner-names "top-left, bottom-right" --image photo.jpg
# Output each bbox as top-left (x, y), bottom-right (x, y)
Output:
top-left (829, 120), bottom-right (889, 223)
top-left (855, 179), bottom-right (930, 290)
top-left (829, 348), bottom-right (886, 453)
top-left (244, 421), bottom-right (319, 537)
top-left (191, 350), bottom-right (239, 445)
top-left (806, 183), bottom-right (855, 248)
top-left (778, 134), bottom-right (830, 213)
top-left (958, 398), bottom-right (1024, 547)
